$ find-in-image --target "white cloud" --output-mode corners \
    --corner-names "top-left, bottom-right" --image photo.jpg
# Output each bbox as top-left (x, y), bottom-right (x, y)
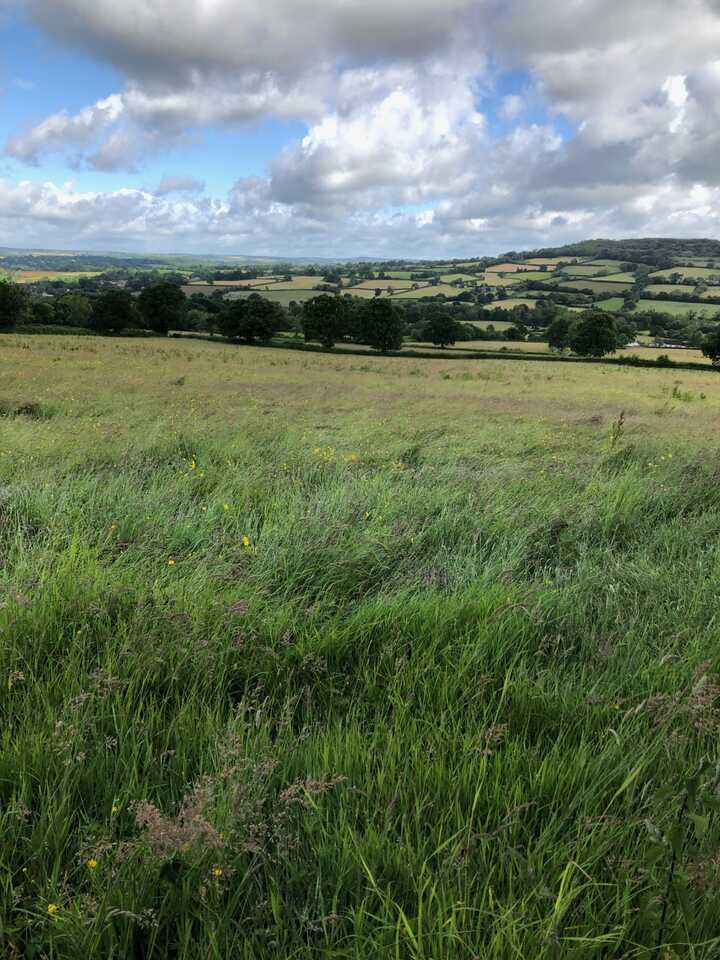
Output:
top-left (4, 0), bottom-right (720, 253)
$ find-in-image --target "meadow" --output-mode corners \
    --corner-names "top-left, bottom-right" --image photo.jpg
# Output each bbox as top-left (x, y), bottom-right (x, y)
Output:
top-left (3, 333), bottom-right (720, 958)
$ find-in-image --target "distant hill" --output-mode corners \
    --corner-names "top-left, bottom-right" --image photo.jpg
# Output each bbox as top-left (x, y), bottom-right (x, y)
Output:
top-left (502, 238), bottom-right (720, 269)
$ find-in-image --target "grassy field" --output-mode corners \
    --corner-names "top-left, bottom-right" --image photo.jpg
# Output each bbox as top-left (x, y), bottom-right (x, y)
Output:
top-left (651, 267), bottom-right (720, 281)
top-left (3, 333), bottom-right (720, 958)
top-left (635, 299), bottom-right (720, 318)
top-left (559, 279), bottom-right (635, 294)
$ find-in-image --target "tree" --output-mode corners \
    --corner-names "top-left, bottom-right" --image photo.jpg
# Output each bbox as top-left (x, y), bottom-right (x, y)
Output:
top-left (546, 315), bottom-right (572, 352)
top-left (138, 282), bottom-right (187, 335)
top-left (359, 298), bottom-right (404, 353)
top-left (701, 327), bottom-right (720, 363)
top-left (302, 294), bottom-right (348, 348)
top-left (422, 308), bottom-right (459, 348)
top-left (90, 290), bottom-right (137, 334)
top-left (30, 300), bottom-right (55, 325)
top-left (568, 310), bottom-right (619, 357)
top-left (220, 294), bottom-right (282, 343)
top-left (0, 281), bottom-right (29, 329)
top-left (54, 292), bottom-right (92, 328)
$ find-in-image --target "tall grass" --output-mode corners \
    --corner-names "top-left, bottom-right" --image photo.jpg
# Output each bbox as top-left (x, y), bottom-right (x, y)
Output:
top-left (2, 335), bottom-right (720, 957)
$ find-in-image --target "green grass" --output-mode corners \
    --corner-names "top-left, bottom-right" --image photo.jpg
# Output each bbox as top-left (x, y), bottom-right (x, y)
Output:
top-left (635, 299), bottom-right (720, 318)
top-left (595, 297), bottom-right (626, 312)
top-left (559, 279), bottom-right (635, 294)
top-left (3, 334), bottom-right (720, 957)
top-left (651, 267), bottom-right (720, 281)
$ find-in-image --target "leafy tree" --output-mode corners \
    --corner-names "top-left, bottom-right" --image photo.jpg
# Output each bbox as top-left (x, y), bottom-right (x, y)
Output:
top-left (220, 294), bottom-right (282, 343)
top-left (701, 327), bottom-right (720, 363)
top-left (90, 290), bottom-right (137, 334)
top-left (0, 281), bottom-right (29, 328)
top-left (422, 308), bottom-right (459, 348)
top-left (138, 282), bottom-right (186, 335)
top-left (359, 298), bottom-right (404, 353)
top-left (546, 315), bottom-right (572, 351)
top-left (569, 310), bottom-right (619, 357)
top-left (302, 294), bottom-right (348, 348)
top-left (30, 300), bottom-right (55, 325)
top-left (54, 292), bottom-right (92, 328)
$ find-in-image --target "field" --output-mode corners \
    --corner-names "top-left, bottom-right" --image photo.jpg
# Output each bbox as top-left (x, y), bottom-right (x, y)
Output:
top-left (4, 333), bottom-right (720, 958)
top-left (561, 265), bottom-right (611, 277)
top-left (650, 267), bottom-right (720, 281)
top-left (635, 299), bottom-right (720, 318)
top-left (483, 273), bottom-right (523, 286)
top-left (2, 270), bottom-right (103, 283)
top-left (487, 297), bottom-right (537, 310)
top-left (558, 279), bottom-right (634, 294)
top-left (595, 297), bottom-right (626, 311)
top-left (391, 284), bottom-right (465, 299)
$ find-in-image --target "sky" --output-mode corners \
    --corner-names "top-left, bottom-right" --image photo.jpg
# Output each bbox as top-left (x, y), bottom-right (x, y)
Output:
top-left (1, 0), bottom-right (720, 258)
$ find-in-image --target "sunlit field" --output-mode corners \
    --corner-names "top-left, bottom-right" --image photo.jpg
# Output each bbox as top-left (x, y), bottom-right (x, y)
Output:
top-left (2, 334), bottom-right (720, 958)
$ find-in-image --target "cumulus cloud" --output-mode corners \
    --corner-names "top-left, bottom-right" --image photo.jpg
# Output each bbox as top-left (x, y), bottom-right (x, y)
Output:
top-left (4, 0), bottom-right (720, 253)
top-left (7, 94), bottom-right (124, 164)
top-left (155, 175), bottom-right (205, 196)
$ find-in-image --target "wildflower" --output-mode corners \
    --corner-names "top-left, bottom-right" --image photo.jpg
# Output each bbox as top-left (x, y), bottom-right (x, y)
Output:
top-left (224, 504), bottom-right (230, 511)
top-left (168, 559), bottom-right (176, 566)
top-left (47, 903), bottom-right (58, 915)
top-left (212, 867), bottom-right (223, 878)
top-left (242, 536), bottom-right (251, 548)
top-left (86, 858), bottom-right (98, 871)
top-left (111, 805), bottom-right (119, 816)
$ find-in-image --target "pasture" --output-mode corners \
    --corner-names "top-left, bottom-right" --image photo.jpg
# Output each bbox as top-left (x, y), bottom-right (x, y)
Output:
top-left (651, 267), bottom-right (720, 281)
top-left (2, 270), bottom-right (103, 283)
top-left (635, 299), bottom-right (720, 318)
top-left (2, 334), bottom-right (720, 958)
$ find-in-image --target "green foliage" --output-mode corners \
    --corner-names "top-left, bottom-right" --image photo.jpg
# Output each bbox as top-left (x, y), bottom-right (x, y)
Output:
top-left (90, 290), bottom-right (137, 334)
top-left (138, 282), bottom-right (187, 335)
top-left (359, 298), bottom-right (404, 352)
top-left (422, 308), bottom-right (460, 348)
top-left (546, 315), bottom-right (572, 351)
top-left (302, 294), bottom-right (348, 348)
top-left (701, 326), bottom-right (720, 362)
top-left (569, 309), bottom-right (619, 357)
top-left (54, 293), bottom-right (93, 328)
top-left (0, 280), bottom-right (30, 328)
top-left (219, 293), bottom-right (283, 343)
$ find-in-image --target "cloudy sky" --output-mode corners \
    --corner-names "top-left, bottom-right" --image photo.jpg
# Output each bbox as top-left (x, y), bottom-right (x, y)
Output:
top-left (1, 0), bottom-right (720, 257)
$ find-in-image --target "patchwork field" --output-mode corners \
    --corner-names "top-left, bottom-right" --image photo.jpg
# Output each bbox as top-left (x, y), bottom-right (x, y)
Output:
top-left (3, 334), bottom-right (720, 959)
top-left (650, 267), bottom-right (720, 281)
top-left (2, 270), bottom-right (103, 283)
top-left (558, 279), bottom-right (634, 293)
top-left (635, 298), bottom-right (720, 318)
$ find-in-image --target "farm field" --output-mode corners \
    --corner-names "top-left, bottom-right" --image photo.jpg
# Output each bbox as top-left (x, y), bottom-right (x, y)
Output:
top-left (635, 298), bottom-right (720, 318)
top-left (391, 283), bottom-right (464, 298)
top-left (2, 270), bottom-right (103, 283)
top-left (3, 334), bottom-right (720, 959)
top-left (559, 279), bottom-right (634, 293)
top-left (595, 297), bottom-right (626, 311)
top-left (597, 272), bottom-right (638, 283)
top-left (483, 273), bottom-right (523, 286)
top-left (561, 265), bottom-right (611, 277)
top-left (487, 297), bottom-right (538, 310)
top-left (651, 267), bottom-right (720, 281)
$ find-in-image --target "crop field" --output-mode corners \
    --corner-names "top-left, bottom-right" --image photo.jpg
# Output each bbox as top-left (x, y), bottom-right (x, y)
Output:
top-left (3, 334), bottom-right (720, 959)
top-left (439, 273), bottom-right (480, 283)
top-left (347, 281), bottom-right (413, 291)
top-left (595, 297), bottom-right (626, 312)
top-left (224, 289), bottom-right (322, 306)
top-left (2, 270), bottom-right (103, 283)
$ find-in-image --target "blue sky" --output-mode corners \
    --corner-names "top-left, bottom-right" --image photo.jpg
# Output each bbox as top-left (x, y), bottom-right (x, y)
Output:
top-left (0, 0), bottom-right (719, 257)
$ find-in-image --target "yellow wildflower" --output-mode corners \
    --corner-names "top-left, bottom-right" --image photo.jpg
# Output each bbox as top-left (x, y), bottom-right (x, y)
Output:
top-left (212, 867), bottom-right (223, 878)
top-left (242, 536), bottom-right (251, 548)
top-left (224, 503), bottom-right (230, 511)
top-left (47, 903), bottom-right (58, 915)
top-left (168, 559), bottom-right (176, 566)
top-left (86, 858), bottom-right (98, 871)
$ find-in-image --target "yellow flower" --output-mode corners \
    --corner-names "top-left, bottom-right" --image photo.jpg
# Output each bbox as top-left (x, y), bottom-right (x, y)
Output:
top-left (111, 805), bottom-right (119, 815)
top-left (224, 504), bottom-right (230, 511)
top-left (242, 536), bottom-right (251, 548)
top-left (212, 867), bottom-right (223, 878)
top-left (47, 903), bottom-right (58, 915)
top-left (168, 559), bottom-right (176, 566)
top-left (86, 858), bottom-right (98, 871)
